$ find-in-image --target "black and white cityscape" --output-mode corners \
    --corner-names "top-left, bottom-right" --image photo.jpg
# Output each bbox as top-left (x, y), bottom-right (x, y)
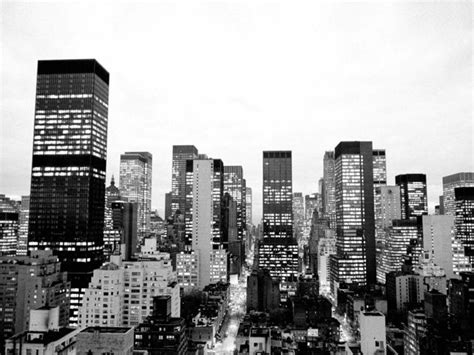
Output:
top-left (1, 2), bottom-right (473, 355)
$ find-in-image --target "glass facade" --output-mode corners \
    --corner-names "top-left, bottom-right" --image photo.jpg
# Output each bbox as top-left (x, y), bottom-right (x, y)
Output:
top-left (119, 152), bottom-right (152, 242)
top-left (27, 59), bottom-right (109, 325)
top-left (455, 187), bottom-right (474, 267)
top-left (223, 166), bottom-right (246, 240)
top-left (395, 174), bottom-right (427, 219)
top-left (171, 145), bottom-right (198, 215)
top-left (259, 151), bottom-right (298, 282)
top-left (443, 172), bottom-right (474, 216)
top-left (331, 141), bottom-right (375, 287)
top-left (323, 151), bottom-right (336, 229)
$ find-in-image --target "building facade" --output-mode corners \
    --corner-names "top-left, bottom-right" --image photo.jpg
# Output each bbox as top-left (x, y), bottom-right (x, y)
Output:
top-left (442, 172), bottom-right (474, 216)
top-left (322, 151), bottom-right (336, 228)
top-left (395, 174), bottom-right (428, 219)
top-left (223, 166), bottom-right (246, 240)
top-left (119, 151), bottom-right (152, 242)
top-left (171, 145), bottom-right (199, 215)
top-left (27, 59), bottom-right (109, 325)
top-left (455, 187), bottom-right (474, 267)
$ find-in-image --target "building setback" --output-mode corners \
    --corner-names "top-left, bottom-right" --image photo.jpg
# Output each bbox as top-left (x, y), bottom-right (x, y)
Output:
top-left (27, 59), bottom-right (109, 325)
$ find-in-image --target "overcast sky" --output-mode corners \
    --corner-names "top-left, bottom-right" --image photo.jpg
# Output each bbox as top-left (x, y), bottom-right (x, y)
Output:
top-left (1, 1), bottom-right (472, 222)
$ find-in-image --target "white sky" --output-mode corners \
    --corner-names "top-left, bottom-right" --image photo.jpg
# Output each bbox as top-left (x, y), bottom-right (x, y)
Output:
top-left (1, 1), bottom-right (472, 222)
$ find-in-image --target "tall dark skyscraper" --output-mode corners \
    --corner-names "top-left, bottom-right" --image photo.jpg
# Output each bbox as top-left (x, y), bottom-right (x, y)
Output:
top-left (443, 172), bottom-right (474, 216)
top-left (455, 187), bottom-right (474, 267)
top-left (323, 151), bottom-right (336, 228)
top-left (395, 174), bottom-right (428, 219)
top-left (330, 142), bottom-right (376, 288)
top-left (27, 59), bottom-right (109, 325)
top-left (259, 151), bottom-right (298, 284)
top-left (171, 145), bottom-right (198, 215)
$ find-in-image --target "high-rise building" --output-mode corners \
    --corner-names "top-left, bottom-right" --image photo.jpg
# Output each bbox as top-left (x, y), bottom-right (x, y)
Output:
top-left (0, 250), bottom-right (70, 345)
top-left (322, 151), bottom-right (336, 228)
top-left (119, 151), bottom-right (152, 241)
top-left (372, 149), bottom-right (387, 187)
top-left (330, 142), bottom-right (376, 288)
top-left (165, 191), bottom-right (172, 220)
top-left (404, 309), bottom-right (426, 355)
top-left (185, 159), bottom-right (227, 288)
top-left (259, 151), bottom-right (298, 284)
top-left (27, 59), bottom-right (109, 325)
top-left (293, 192), bottom-right (305, 241)
top-left (103, 176), bottom-right (122, 257)
top-left (395, 174), bottom-right (428, 219)
top-left (0, 194), bottom-right (19, 256)
top-left (17, 196), bottom-right (30, 256)
top-left (443, 172), bottom-right (474, 216)
top-left (379, 219), bottom-right (418, 284)
top-left (246, 187), bottom-right (253, 226)
top-left (422, 215), bottom-right (456, 279)
top-left (359, 312), bottom-right (386, 355)
top-left (455, 187), bottom-right (474, 267)
top-left (171, 145), bottom-right (198, 215)
top-left (247, 269), bottom-right (280, 312)
top-left (111, 201), bottom-right (138, 260)
top-left (223, 166), bottom-right (246, 240)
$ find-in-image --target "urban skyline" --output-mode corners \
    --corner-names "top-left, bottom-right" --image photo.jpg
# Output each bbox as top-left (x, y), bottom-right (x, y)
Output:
top-left (1, 2), bottom-right (472, 222)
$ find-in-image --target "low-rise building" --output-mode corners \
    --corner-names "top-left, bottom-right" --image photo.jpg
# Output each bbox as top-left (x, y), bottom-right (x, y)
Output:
top-left (76, 326), bottom-right (134, 355)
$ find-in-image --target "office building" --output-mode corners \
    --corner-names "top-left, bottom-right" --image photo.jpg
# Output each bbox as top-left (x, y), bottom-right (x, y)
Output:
top-left (404, 309), bottom-right (426, 355)
top-left (17, 196), bottom-right (30, 256)
top-left (27, 59), bottom-right (109, 325)
top-left (455, 187), bottom-right (474, 267)
top-left (372, 149), bottom-right (387, 188)
top-left (259, 151), bottom-right (298, 283)
top-left (395, 174), bottom-right (428, 219)
top-left (176, 251), bottom-right (199, 290)
top-left (247, 269), bottom-right (280, 312)
top-left (185, 159), bottom-right (227, 288)
top-left (171, 145), bottom-right (199, 215)
top-left (305, 193), bottom-right (321, 221)
top-left (422, 215), bottom-right (456, 279)
top-left (442, 172), bottom-right (474, 216)
top-left (317, 231), bottom-right (336, 293)
top-left (119, 151), bottom-right (152, 241)
top-left (322, 151), bottom-right (336, 227)
top-left (0, 250), bottom-right (70, 345)
top-left (379, 219), bottom-right (419, 284)
top-left (386, 272), bottom-right (424, 317)
top-left (76, 327), bottom-right (134, 355)
top-left (0, 194), bottom-right (19, 256)
top-left (246, 187), bottom-right (253, 226)
top-left (165, 191), bottom-right (172, 220)
top-left (359, 311), bottom-right (386, 355)
top-left (111, 201), bottom-right (138, 260)
top-left (293, 192), bottom-right (305, 241)
top-left (224, 165), bottom-right (247, 240)
top-left (134, 296), bottom-right (188, 355)
top-left (104, 176), bottom-right (122, 257)
top-left (330, 142), bottom-right (376, 288)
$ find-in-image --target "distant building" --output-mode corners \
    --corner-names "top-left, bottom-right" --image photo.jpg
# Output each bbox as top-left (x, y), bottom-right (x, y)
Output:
top-left (293, 192), bottom-right (305, 241)
top-left (176, 251), bottom-right (199, 290)
top-left (17, 196), bottom-right (30, 256)
top-left (165, 191), bottom-right (172, 221)
top-left (395, 174), bottom-right (428, 219)
top-left (317, 230), bottom-right (336, 293)
top-left (111, 201), bottom-right (138, 260)
top-left (104, 176), bottom-right (122, 257)
top-left (259, 151), bottom-right (298, 285)
top-left (247, 269), bottom-right (280, 312)
top-left (0, 194), bottom-right (19, 256)
top-left (0, 250), bottom-right (70, 345)
top-left (455, 187), bottom-right (474, 267)
top-left (134, 295), bottom-right (188, 354)
top-left (322, 151), bottom-right (336, 228)
top-left (224, 165), bottom-right (247, 240)
top-left (171, 145), bottom-right (199, 215)
top-left (330, 142), bottom-right (376, 288)
top-left (119, 151), bottom-right (152, 242)
top-left (359, 311), bottom-right (386, 355)
top-left (442, 172), bottom-right (474, 216)
top-left (76, 326), bottom-right (134, 355)
top-left (404, 309), bottom-right (426, 355)
top-left (386, 272), bottom-right (423, 319)
top-left (246, 187), bottom-right (253, 226)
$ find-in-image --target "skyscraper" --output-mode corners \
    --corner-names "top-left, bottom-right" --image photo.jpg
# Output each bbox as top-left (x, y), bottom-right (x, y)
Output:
top-left (165, 191), bottom-right (172, 220)
top-left (395, 174), bottom-right (428, 219)
top-left (322, 151), bottom-right (336, 228)
top-left (330, 141), bottom-right (375, 288)
top-left (119, 151), bottom-right (152, 241)
top-left (27, 59), bottom-right (109, 325)
top-left (443, 173), bottom-right (474, 216)
top-left (185, 159), bottom-right (227, 287)
top-left (455, 187), bottom-right (474, 267)
top-left (171, 145), bottom-right (198, 215)
top-left (372, 149), bottom-right (387, 187)
top-left (17, 196), bottom-right (30, 256)
top-left (259, 151), bottom-right (298, 284)
top-left (293, 192), bottom-right (305, 241)
top-left (103, 176), bottom-right (121, 257)
top-left (223, 166), bottom-right (247, 240)
top-left (0, 194), bottom-right (19, 256)
top-left (246, 187), bottom-right (253, 226)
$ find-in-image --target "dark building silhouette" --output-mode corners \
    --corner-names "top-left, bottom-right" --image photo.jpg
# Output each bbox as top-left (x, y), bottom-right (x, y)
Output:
top-left (111, 201), bottom-right (138, 260)
top-left (134, 295), bottom-right (188, 354)
top-left (247, 269), bottom-right (280, 312)
top-left (455, 187), bottom-right (474, 266)
top-left (259, 151), bottom-right (298, 283)
top-left (164, 191), bottom-right (172, 220)
top-left (27, 59), bottom-right (109, 325)
top-left (171, 145), bottom-right (198, 215)
top-left (395, 174), bottom-right (428, 219)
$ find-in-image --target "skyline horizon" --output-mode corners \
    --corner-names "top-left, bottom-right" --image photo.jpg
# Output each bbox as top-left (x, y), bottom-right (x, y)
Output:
top-left (1, 1), bottom-right (472, 222)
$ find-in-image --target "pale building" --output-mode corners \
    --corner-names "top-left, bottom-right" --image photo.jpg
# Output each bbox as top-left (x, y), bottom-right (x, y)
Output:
top-left (317, 231), bottom-right (336, 293)
top-left (359, 311), bottom-right (386, 355)
top-left (176, 251), bottom-right (199, 290)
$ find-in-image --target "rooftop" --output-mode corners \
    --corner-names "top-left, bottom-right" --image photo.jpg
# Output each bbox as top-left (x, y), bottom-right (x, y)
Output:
top-left (81, 326), bottom-right (133, 334)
